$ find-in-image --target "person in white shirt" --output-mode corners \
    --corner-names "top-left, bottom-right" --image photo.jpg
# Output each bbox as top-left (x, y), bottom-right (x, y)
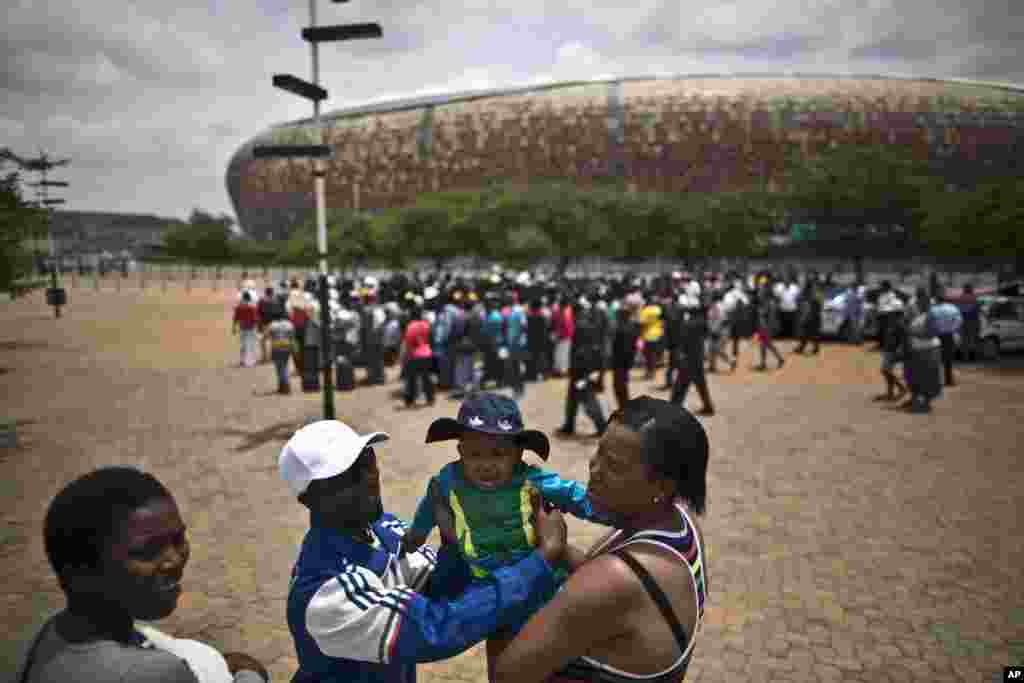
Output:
top-left (722, 280), bottom-right (750, 364)
top-left (777, 278), bottom-right (801, 339)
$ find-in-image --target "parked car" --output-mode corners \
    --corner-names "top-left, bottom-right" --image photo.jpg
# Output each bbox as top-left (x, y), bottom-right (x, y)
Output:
top-left (976, 297), bottom-right (1024, 360)
top-left (821, 286), bottom-right (911, 341)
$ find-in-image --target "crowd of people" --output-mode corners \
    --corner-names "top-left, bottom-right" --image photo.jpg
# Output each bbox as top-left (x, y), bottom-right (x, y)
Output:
top-left (20, 265), bottom-right (976, 683)
top-left (22, 390), bottom-right (710, 683)
top-left (231, 264), bottom-right (970, 421)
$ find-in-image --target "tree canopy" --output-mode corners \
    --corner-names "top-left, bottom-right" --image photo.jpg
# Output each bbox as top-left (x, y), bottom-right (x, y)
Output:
top-left (920, 175), bottom-right (1024, 267)
top-left (0, 169), bottom-right (45, 294)
top-left (161, 208), bottom-right (236, 264)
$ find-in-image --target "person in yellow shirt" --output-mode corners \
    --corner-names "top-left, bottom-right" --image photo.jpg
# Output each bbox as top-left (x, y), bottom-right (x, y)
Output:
top-left (638, 293), bottom-right (664, 380)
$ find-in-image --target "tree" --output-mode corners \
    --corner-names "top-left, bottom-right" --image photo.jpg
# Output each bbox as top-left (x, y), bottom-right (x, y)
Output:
top-left (921, 176), bottom-right (1024, 274)
top-left (162, 208), bottom-right (234, 265)
top-left (473, 181), bottom-right (607, 276)
top-left (703, 189), bottom-right (776, 259)
top-left (391, 205), bottom-right (460, 271)
top-left (0, 169), bottom-right (45, 294)
top-left (779, 143), bottom-right (943, 281)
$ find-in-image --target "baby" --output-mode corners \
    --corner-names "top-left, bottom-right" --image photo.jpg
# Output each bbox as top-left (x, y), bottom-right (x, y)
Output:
top-left (399, 392), bottom-right (610, 680)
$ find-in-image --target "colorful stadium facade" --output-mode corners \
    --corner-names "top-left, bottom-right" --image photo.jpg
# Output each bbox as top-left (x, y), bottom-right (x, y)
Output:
top-left (225, 75), bottom-right (1024, 240)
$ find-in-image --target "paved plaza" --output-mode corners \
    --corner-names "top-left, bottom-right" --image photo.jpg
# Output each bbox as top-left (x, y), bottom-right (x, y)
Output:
top-left (1, 286), bottom-right (1022, 683)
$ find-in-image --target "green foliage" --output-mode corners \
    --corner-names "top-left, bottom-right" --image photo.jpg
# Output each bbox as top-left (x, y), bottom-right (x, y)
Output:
top-left (161, 208), bottom-right (235, 264)
top-left (779, 143), bottom-right (942, 252)
top-left (921, 176), bottom-right (1024, 260)
top-left (284, 208), bottom-right (387, 270)
top-left (0, 170), bottom-right (45, 293)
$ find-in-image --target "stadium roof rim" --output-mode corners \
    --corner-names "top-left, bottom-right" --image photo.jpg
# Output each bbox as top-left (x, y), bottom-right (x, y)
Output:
top-left (274, 73), bottom-right (1024, 129)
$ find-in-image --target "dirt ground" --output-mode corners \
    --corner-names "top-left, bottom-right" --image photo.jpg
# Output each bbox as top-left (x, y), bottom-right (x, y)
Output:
top-left (1, 284), bottom-right (1022, 683)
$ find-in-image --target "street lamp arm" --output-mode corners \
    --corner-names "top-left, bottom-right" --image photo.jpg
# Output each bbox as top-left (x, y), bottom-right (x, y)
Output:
top-left (301, 23), bottom-right (382, 42)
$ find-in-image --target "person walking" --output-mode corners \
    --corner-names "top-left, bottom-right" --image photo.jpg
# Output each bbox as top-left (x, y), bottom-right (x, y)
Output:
top-left (287, 281), bottom-right (308, 377)
top-left (873, 281), bottom-right (899, 352)
top-left (361, 292), bottom-right (388, 386)
top-left (777, 275), bottom-right (801, 338)
top-left (659, 293), bottom-right (682, 390)
top-left (481, 296), bottom-right (505, 389)
top-left (753, 287), bottom-right (785, 371)
top-left (232, 291), bottom-right (260, 368)
top-left (705, 291), bottom-right (735, 373)
top-left (793, 277), bottom-right (822, 355)
top-left (302, 299), bottom-right (322, 393)
top-left (525, 299), bottom-right (550, 381)
top-left (722, 279), bottom-right (750, 367)
top-left (257, 286), bottom-right (278, 364)
top-left (556, 302), bottom-right (607, 437)
top-left (402, 306), bottom-right (435, 407)
top-left (638, 293), bottom-right (664, 381)
top-left (448, 297), bottom-right (477, 399)
top-left (844, 281), bottom-right (865, 344)
top-left (552, 295), bottom-right (574, 378)
top-left (430, 296), bottom-right (454, 391)
top-left (903, 291), bottom-right (943, 414)
top-left (929, 292), bottom-right (963, 387)
top-left (504, 295), bottom-right (528, 399)
top-left (670, 297), bottom-right (714, 415)
top-left (610, 304), bottom-right (640, 411)
top-left (959, 283), bottom-right (981, 362)
top-left (873, 297), bottom-right (907, 403)
top-left (268, 308), bottom-right (296, 394)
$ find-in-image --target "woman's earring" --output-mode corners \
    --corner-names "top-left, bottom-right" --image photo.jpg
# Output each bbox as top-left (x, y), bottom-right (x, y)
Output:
top-left (652, 495), bottom-right (662, 504)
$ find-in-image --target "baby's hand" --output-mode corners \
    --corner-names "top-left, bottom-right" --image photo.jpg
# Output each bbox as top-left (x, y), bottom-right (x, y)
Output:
top-left (400, 530), bottom-right (429, 557)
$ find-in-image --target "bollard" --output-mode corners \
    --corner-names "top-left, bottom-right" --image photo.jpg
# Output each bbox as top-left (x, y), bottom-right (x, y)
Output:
top-left (116, 269), bottom-right (121, 292)
top-left (94, 270), bottom-right (100, 291)
top-left (0, 420), bottom-right (16, 449)
top-left (162, 264), bottom-right (168, 292)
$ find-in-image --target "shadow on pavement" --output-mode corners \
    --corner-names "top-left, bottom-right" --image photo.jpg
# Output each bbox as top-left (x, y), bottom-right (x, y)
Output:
top-left (217, 420), bottom-right (309, 453)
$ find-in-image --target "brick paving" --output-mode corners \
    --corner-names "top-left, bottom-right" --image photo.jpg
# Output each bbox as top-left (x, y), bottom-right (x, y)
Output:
top-left (2, 287), bottom-right (1023, 683)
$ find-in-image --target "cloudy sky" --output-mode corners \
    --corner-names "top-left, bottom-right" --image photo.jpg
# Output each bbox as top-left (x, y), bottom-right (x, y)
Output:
top-left (2, 0), bottom-right (1021, 228)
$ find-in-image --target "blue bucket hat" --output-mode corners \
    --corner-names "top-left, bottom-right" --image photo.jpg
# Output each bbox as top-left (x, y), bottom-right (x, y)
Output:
top-left (426, 392), bottom-right (550, 459)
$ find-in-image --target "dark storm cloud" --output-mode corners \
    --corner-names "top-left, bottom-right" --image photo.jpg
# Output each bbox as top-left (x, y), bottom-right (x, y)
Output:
top-left (849, 36), bottom-right (945, 62)
top-left (2, 0), bottom-right (1021, 219)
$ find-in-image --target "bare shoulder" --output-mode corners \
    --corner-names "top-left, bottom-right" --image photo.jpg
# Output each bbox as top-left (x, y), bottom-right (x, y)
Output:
top-left (560, 551), bottom-right (647, 610)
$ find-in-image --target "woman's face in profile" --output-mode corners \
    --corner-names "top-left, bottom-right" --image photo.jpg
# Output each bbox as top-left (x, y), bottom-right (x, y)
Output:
top-left (587, 421), bottom-right (664, 518)
top-left (103, 496), bottom-right (190, 621)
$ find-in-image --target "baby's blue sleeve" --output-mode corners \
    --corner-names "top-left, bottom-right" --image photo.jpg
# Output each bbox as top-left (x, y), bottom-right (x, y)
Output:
top-left (527, 468), bottom-right (614, 525)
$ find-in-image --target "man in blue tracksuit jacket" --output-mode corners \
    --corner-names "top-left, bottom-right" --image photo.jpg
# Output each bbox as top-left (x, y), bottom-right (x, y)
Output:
top-left (279, 419), bottom-right (567, 683)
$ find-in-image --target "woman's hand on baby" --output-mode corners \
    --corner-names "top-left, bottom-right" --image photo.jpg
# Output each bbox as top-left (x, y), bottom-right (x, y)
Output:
top-left (430, 478), bottom-right (458, 545)
top-left (528, 487), bottom-right (567, 566)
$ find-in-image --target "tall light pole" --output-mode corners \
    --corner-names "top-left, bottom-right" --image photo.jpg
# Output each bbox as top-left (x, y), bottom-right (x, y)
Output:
top-left (254, 2), bottom-right (381, 420)
top-left (20, 151), bottom-right (71, 318)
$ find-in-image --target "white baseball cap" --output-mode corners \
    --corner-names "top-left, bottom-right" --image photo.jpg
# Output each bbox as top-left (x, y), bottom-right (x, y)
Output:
top-left (279, 420), bottom-right (389, 497)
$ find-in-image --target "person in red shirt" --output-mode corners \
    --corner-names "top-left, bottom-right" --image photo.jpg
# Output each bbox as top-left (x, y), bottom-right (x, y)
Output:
top-left (402, 306), bottom-right (435, 407)
top-left (232, 291), bottom-right (261, 367)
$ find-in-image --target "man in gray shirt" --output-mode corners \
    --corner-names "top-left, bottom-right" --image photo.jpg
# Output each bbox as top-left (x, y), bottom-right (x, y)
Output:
top-left (16, 467), bottom-right (267, 683)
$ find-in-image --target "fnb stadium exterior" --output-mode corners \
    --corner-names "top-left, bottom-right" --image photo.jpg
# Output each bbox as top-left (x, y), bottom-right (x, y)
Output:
top-left (226, 75), bottom-right (1024, 240)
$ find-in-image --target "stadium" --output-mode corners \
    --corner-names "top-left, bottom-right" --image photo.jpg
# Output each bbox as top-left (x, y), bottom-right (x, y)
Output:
top-left (225, 75), bottom-right (1024, 240)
